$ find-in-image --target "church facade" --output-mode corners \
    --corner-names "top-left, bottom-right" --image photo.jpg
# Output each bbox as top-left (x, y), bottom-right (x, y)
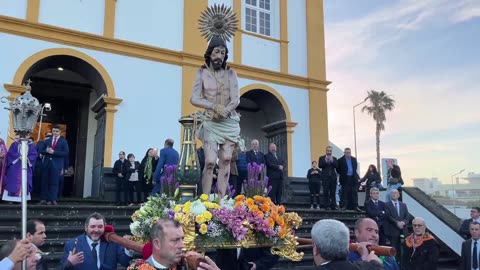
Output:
top-left (0, 0), bottom-right (330, 198)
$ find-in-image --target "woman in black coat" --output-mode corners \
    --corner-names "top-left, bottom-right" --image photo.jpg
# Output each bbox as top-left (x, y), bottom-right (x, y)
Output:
top-left (360, 164), bottom-right (382, 202)
top-left (123, 153), bottom-right (140, 205)
top-left (138, 148), bottom-right (159, 202)
top-left (307, 161), bottom-right (322, 209)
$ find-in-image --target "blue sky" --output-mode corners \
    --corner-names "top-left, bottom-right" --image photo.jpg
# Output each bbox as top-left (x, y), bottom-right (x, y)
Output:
top-left (323, 0), bottom-right (480, 184)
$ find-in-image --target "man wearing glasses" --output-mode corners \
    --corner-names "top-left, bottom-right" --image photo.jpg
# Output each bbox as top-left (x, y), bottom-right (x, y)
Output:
top-left (403, 217), bottom-right (439, 270)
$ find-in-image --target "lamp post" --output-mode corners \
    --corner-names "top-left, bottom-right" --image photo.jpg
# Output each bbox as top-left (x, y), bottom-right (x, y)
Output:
top-left (450, 169), bottom-right (465, 215)
top-left (353, 97), bottom-right (369, 158)
top-left (2, 80), bottom-right (46, 270)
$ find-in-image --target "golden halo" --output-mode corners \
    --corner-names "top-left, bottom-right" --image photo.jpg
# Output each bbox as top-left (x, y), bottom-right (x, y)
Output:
top-left (198, 4), bottom-right (238, 42)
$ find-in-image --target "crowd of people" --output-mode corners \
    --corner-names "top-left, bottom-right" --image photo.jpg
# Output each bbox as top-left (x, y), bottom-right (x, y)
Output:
top-left (0, 125), bottom-right (70, 205)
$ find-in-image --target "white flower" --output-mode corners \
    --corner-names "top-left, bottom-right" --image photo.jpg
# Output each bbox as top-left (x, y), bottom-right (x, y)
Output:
top-left (219, 197), bottom-right (235, 210)
top-left (190, 200), bottom-right (207, 215)
top-left (130, 221), bottom-right (141, 237)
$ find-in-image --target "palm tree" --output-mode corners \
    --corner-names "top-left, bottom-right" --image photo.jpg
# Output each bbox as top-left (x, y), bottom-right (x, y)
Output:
top-left (361, 90), bottom-right (395, 174)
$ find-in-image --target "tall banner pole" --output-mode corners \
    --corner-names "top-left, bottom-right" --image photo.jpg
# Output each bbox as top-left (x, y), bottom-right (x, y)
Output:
top-left (21, 138), bottom-right (28, 270)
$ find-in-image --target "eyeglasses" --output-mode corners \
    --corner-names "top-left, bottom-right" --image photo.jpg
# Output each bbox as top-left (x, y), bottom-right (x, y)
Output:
top-left (412, 224), bottom-right (424, 227)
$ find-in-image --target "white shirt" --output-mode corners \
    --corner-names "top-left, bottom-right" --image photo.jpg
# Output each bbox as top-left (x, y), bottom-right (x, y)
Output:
top-left (151, 256), bottom-right (169, 269)
top-left (85, 236), bottom-right (101, 269)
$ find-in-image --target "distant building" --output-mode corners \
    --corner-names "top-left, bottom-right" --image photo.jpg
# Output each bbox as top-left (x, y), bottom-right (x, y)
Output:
top-left (412, 178), bottom-right (441, 195)
top-left (438, 172), bottom-right (480, 202)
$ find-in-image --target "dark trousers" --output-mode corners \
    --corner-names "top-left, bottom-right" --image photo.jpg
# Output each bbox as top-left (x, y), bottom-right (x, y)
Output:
top-left (378, 225), bottom-right (387, 245)
top-left (41, 162), bottom-right (60, 202)
top-left (228, 174), bottom-right (239, 196)
top-left (237, 171), bottom-right (247, 194)
top-left (57, 175), bottom-right (64, 198)
top-left (341, 176), bottom-right (359, 209)
top-left (388, 231), bottom-right (402, 262)
top-left (308, 181), bottom-right (321, 207)
top-left (115, 177), bottom-right (127, 203)
top-left (323, 177), bottom-right (337, 208)
top-left (126, 181), bottom-right (140, 203)
top-left (269, 179), bottom-right (283, 205)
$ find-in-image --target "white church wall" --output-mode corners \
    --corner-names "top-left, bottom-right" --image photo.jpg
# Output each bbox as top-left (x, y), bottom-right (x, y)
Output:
top-left (0, 33), bottom-right (183, 170)
top-left (287, 0), bottom-right (308, 77)
top-left (242, 35), bottom-right (280, 72)
top-left (115, 0), bottom-right (184, 51)
top-left (238, 78), bottom-right (311, 177)
top-left (39, 0), bottom-right (105, 36)
top-left (0, 0), bottom-right (27, 20)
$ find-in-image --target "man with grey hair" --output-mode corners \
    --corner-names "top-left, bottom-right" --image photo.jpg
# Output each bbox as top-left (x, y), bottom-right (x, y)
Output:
top-left (403, 217), bottom-right (438, 270)
top-left (311, 219), bottom-right (383, 269)
top-left (384, 189), bottom-right (409, 262)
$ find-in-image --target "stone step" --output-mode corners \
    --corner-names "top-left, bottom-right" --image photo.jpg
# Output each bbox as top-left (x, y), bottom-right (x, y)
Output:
top-left (0, 204), bottom-right (139, 217)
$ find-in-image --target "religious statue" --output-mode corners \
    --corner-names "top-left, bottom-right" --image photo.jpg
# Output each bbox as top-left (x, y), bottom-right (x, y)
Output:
top-left (190, 4), bottom-right (242, 198)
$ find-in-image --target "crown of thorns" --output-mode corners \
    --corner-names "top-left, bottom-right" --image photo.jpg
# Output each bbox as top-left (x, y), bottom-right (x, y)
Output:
top-left (198, 4), bottom-right (238, 42)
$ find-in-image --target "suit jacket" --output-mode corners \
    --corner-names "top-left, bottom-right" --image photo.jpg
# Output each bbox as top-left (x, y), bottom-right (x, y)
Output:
top-left (246, 150), bottom-right (265, 165)
top-left (459, 238), bottom-right (480, 270)
top-left (384, 200), bottom-right (409, 236)
top-left (59, 234), bottom-right (131, 270)
top-left (40, 136), bottom-right (69, 171)
top-left (36, 256), bottom-right (48, 270)
top-left (337, 156), bottom-right (360, 184)
top-left (365, 199), bottom-right (387, 226)
top-left (318, 155), bottom-right (338, 180)
top-left (153, 147), bottom-right (180, 182)
top-left (459, 219), bottom-right (477, 239)
top-left (264, 152), bottom-right (285, 180)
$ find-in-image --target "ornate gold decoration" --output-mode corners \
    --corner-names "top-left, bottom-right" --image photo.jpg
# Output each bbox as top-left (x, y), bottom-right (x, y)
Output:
top-left (175, 213), bottom-right (197, 252)
top-left (271, 212), bottom-right (304, 261)
top-left (198, 4), bottom-right (238, 42)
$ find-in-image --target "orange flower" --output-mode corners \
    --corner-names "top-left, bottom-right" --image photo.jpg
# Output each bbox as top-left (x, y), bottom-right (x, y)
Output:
top-left (138, 264), bottom-right (156, 270)
top-left (245, 198), bottom-right (255, 208)
top-left (253, 195), bottom-right (264, 203)
top-left (255, 210), bottom-right (264, 219)
top-left (250, 205), bottom-right (259, 212)
top-left (271, 205), bottom-right (278, 214)
top-left (261, 203), bottom-right (270, 213)
top-left (276, 216), bottom-right (285, 226)
top-left (270, 212), bottom-right (279, 221)
top-left (234, 201), bottom-right (243, 208)
top-left (267, 217), bottom-right (275, 228)
top-left (235, 195), bottom-right (245, 201)
top-left (278, 205), bottom-right (285, 214)
top-left (278, 224), bottom-right (288, 238)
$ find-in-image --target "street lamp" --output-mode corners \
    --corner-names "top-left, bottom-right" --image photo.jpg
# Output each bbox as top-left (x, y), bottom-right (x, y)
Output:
top-left (353, 96), bottom-right (369, 158)
top-left (2, 79), bottom-right (46, 270)
top-left (450, 169), bottom-right (465, 215)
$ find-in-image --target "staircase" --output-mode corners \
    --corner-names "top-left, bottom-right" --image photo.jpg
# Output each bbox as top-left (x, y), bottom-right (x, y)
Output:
top-left (0, 180), bottom-right (460, 270)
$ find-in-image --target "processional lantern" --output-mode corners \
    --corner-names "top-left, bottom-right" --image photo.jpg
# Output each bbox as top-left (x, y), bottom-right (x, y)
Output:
top-left (5, 80), bottom-right (42, 138)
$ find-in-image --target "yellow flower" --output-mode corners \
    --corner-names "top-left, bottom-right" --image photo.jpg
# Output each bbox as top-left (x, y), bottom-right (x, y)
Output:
top-left (199, 223), bottom-right (208, 234)
top-left (183, 201), bottom-right (192, 213)
top-left (245, 198), bottom-right (255, 208)
top-left (211, 203), bottom-right (220, 209)
top-left (196, 214), bottom-right (206, 224)
top-left (174, 204), bottom-right (182, 213)
top-left (202, 211), bottom-right (213, 221)
top-left (267, 217), bottom-right (275, 228)
top-left (200, 194), bottom-right (209, 202)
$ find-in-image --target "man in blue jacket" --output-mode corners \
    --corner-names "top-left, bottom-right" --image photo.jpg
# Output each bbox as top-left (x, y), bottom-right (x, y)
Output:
top-left (348, 218), bottom-right (399, 270)
top-left (39, 125), bottom-right (69, 205)
top-left (59, 213), bottom-right (132, 270)
top-left (152, 139), bottom-right (180, 195)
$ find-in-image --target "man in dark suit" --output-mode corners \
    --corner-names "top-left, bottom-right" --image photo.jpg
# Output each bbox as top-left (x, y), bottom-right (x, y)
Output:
top-left (152, 138), bottom-right (180, 196)
top-left (460, 221), bottom-right (480, 270)
top-left (246, 139), bottom-right (265, 165)
top-left (365, 187), bottom-right (387, 245)
top-left (337, 147), bottom-right (361, 211)
top-left (384, 189), bottom-right (409, 262)
top-left (311, 219), bottom-right (383, 270)
top-left (26, 219), bottom-right (47, 270)
top-left (39, 125), bottom-right (69, 205)
top-left (59, 213), bottom-right (132, 270)
top-left (34, 132), bottom-right (51, 195)
top-left (264, 143), bottom-right (285, 205)
top-left (319, 146), bottom-right (338, 210)
top-left (459, 207), bottom-right (480, 239)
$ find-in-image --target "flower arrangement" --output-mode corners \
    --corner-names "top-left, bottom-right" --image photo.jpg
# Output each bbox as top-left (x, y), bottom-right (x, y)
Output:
top-left (130, 194), bottom-right (177, 243)
top-left (127, 259), bottom-right (156, 270)
top-left (128, 162), bottom-right (304, 262)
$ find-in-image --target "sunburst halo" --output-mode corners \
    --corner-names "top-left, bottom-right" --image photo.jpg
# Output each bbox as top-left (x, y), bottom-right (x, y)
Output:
top-left (198, 4), bottom-right (238, 42)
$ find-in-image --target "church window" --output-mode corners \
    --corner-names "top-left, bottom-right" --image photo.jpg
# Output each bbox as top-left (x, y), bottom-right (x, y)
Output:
top-left (245, 0), bottom-right (271, 36)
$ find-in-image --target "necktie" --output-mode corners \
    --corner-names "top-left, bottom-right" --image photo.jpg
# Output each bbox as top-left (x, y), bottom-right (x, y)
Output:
top-left (274, 153), bottom-right (277, 159)
top-left (91, 243), bottom-right (98, 269)
top-left (395, 202), bottom-right (400, 216)
top-left (474, 241), bottom-right (478, 269)
top-left (375, 201), bottom-right (378, 207)
top-left (52, 137), bottom-right (58, 150)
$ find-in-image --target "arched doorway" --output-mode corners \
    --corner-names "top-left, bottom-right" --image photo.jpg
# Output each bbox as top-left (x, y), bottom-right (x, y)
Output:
top-left (238, 85), bottom-right (296, 178)
top-left (6, 49), bottom-right (121, 198)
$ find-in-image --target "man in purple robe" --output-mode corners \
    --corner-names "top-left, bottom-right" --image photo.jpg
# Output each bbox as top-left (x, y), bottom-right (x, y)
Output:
top-left (2, 135), bottom-right (38, 202)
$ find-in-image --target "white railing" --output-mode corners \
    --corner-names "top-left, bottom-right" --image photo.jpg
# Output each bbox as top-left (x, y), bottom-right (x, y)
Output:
top-left (403, 192), bottom-right (464, 255)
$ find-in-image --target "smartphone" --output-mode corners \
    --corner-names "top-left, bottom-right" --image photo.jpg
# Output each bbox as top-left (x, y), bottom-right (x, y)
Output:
top-left (72, 239), bottom-right (78, 254)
